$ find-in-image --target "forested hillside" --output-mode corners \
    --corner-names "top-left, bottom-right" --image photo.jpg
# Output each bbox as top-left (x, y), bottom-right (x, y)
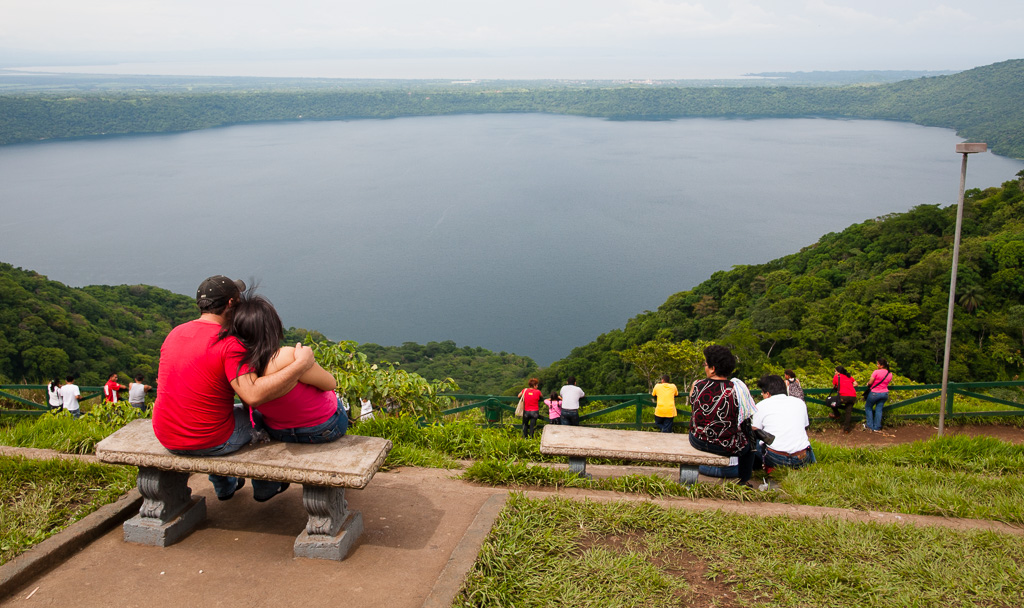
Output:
top-left (357, 341), bottom-right (538, 395)
top-left (0, 264), bottom-right (196, 384)
top-left (0, 263), bottom-right (535, 391)
top-left (539, 174), bottom-right (1024, 393)
top-left (1, 59), bottom-right (1022, 157)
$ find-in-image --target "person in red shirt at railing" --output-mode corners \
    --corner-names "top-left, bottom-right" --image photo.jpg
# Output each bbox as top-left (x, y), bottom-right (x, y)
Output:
top-left (518, 378), bottom-right (543, 438)
top-left (103, 373), bottom-right (126, 403)
top-left (830, 366), bottom-right (858, 433)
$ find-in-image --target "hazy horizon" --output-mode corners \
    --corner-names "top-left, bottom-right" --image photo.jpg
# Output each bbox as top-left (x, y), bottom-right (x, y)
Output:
top-left (3, 2), bottom-right (1023, 80)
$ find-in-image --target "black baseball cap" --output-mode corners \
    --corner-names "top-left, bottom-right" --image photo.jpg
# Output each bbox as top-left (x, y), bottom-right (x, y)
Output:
top-left (196, 275), bottom-right (245, 307)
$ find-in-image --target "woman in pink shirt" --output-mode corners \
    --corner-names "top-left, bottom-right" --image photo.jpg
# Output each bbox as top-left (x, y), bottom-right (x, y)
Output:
top-left (864, 358), bottom-right (893, 433)
top-left (228, 293), bottom-right (346, 444)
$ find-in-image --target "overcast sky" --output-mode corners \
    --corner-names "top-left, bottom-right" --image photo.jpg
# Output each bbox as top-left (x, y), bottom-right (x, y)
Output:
top-left (2, 1), bottom-right (1022, 78)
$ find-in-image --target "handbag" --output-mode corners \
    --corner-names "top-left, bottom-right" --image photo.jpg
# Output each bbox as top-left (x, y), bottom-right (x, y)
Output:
top-left (824, 394), bottom-right (841, 410)
top-left (514, 395), bottom-right (525, 417)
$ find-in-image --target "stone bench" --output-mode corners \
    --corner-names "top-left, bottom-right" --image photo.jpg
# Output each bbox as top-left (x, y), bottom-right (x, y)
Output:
top-left (96, 419), bottom-right (392, 561)
top-left (539, 425), bottom-right (729, 484)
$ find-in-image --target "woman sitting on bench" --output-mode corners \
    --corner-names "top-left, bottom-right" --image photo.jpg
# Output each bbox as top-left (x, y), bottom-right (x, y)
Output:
top-left (688, 345), bottom-right (754, 485)
top-left (228, 292), bottom-right (348, 444)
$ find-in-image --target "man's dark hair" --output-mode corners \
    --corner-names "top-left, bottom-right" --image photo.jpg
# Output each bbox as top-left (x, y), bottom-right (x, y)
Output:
top-left (65, 375), bottom-right (75, 382)
top-left (567, 376), bottom-right (577, 386)
top-left (134, 374), bottom-right (145, 382)
top-left (660, 374), bottom-right (670, 383)
top-left (702, 345), bottom-right (736, 377)
top-left (199, 300), bottom-right (231, 315)
top-left (757, 374), bottom-right (787, 397)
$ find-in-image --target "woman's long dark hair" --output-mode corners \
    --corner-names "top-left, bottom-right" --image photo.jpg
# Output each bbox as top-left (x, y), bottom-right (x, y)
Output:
top-left (835, 366), bottom-right (850, 377)
top-left (49, 378), bottom-right (61, 392)
top-left (225, 292), bottom-right (284, 377)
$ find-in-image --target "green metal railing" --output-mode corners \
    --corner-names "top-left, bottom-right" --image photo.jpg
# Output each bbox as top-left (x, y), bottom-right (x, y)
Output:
top-left (0, 384), bottom-right (105, 417)
top-left (438, 381), bottom-right (1024, 429)
top-left (4, 381), bottom-right (1023, 426)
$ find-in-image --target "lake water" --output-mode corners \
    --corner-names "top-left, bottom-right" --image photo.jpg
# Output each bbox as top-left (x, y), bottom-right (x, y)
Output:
top-left (1, 114), bottom-right (1021, 365)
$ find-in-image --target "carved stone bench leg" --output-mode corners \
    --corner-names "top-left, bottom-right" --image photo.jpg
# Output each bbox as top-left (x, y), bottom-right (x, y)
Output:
top-left (123, 467), bottom-right (207, 547)
top-left (678, 464), bottom-right (699, 485)
top-left (568, 457), bottom-right (592, 480)
top-left (294, 485), bottom-right (363, 561)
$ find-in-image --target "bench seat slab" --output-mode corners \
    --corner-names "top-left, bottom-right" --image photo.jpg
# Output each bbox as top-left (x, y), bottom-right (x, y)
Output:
top-left (97, 419), bottom-right (392, 489)
top-left (540, 425), bottom-right (730, 465)
top-left (541, 426), bottom-right (729, 485)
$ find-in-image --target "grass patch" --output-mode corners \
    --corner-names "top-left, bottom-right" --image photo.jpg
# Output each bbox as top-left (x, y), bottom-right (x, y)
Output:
top-left (463, 435), bottom-right (1024, 523)
top-left (463, 459), bottom-right (772, 502)
top-left (0, 403), bottom-right (147, 454)
top-left (350, 416), bottom-right (544, 467)
top-left (457, 493), bottom-right (1024, 608)
top-left (813, 434), bottom-right (1024, 474)
top-left (0, 455), bottom-right (136, 565)
top-left (777, 462), bottom-right (1024, 524)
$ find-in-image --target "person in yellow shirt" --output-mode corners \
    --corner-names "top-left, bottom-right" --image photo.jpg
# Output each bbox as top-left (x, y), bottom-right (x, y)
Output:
top-left (651, 375), bottom-right (679, 433)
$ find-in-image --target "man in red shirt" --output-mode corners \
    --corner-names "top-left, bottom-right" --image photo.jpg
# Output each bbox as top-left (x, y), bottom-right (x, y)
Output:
top-left (103, 374), bottom-right (126, 403)
top-left (154, 275), bottom-right (314, 501)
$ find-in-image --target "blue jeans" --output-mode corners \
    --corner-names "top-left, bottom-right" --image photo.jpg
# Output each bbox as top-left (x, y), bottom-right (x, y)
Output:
top-left (689, 433), bottom-right (753, 483)
top-left (169, 406), bottom-right (284, 500)
top-left (260, 401), bottom-right (349, 444)
top-left (698, 463), bottom-right (739, 478)
top-left (654, 416), bottom-right (675, 433)
top-left (864, 391), bottom-right (889, 431)
top-left (758, 442), bottom-right (815, 469)
top-left (561, 409), bottom-right (580, 426)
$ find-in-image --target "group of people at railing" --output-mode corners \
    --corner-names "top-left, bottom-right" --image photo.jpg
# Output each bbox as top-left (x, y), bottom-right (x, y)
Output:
top-left (45, 373), bottom-right (152, 418)
top-left (826, 359), bottom-right (894, 435)
top-left (516, 376), bottom-right (585, 438)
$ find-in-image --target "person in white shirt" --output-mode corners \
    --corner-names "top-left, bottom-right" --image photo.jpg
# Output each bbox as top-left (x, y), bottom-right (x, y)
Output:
top-left (47, 378), bottom-right (63, 412)
top-left (58, 375), bottom-right (83, 419)
top-left (128, 374), bottom-right (152, 410)
top-left (751, 374), bottom-right (815, 469)
top-left (359, 397), bottom-right (374, 421)
top-left (558, 377), bottom-right (585, 426)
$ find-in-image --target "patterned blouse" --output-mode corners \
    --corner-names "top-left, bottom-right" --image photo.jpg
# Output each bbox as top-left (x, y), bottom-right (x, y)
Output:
top-left (689, 378), bottom-right (749, 453)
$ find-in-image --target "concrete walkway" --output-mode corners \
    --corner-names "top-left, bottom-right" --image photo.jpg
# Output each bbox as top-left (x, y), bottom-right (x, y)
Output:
top-left (3, 449), bottom-right (1022, 607)
top-left (1, 463), bottom-right (506, 608)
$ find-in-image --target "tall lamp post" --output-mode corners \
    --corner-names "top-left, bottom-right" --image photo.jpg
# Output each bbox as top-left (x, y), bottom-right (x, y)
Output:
top-left (938, 142), bottom-right (987, 437)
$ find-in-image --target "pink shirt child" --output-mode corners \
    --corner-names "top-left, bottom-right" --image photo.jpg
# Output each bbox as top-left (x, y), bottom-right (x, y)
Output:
top-left (544, 398), bottom-right (562, 420)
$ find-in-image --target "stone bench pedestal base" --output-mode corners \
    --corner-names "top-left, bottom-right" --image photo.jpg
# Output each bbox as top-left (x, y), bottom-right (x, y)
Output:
top-left (121, 467), bottom-right (365, 561)
top-left (123, 467), bottom-right (208, 547)
top-left (293, 485), bottom-right (363, 561)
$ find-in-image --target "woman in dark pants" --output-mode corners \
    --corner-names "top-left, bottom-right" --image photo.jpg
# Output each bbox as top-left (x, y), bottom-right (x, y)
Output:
top-left (518, 378), bottom-right (543, 438)
top-left (831, 366), bottom-right (858, 433)
top-left (688, 345), bottom-right (754, 484)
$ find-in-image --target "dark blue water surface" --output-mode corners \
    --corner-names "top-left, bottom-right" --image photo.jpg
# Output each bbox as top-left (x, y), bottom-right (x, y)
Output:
top-left (1, 114), bottom-right (1021, 365)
